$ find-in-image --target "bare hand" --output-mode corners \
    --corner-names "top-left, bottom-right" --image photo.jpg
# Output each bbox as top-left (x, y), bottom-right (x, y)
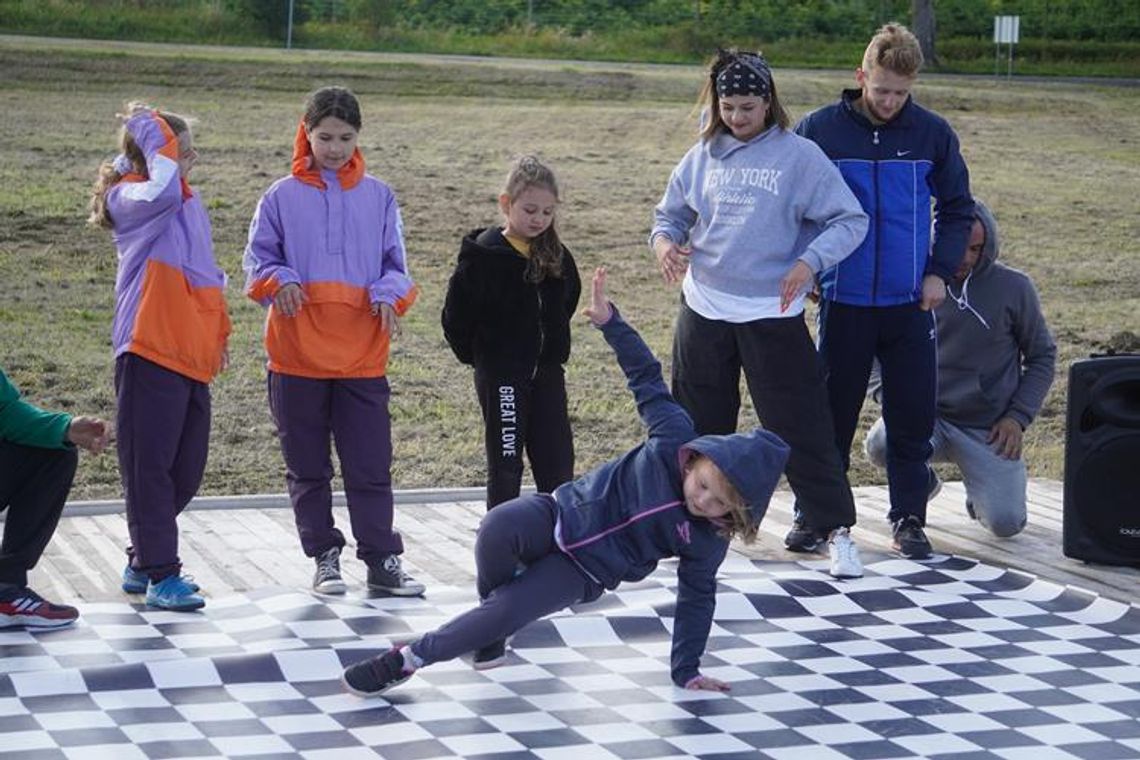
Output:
top-left (372, 301), bottom-right (402, 340)
top-left (220, 342), bottom-right (230, 373)
top-left (582, 266), bottom-right (613, 326)
top-left (68, 416), bottom-right (111, 454)
top-left (988, 417), bottom-right (1024, 460)
top-left (273, 283), bottom-right (306, 317)
top-left (654, 237), bottom-right (690, 285)
top-left (919, 273), bottom-right (947, 311)
top-left (686, 674), bottom-right (731, 692)
top-left (779, 260), bottom-right (813, 313)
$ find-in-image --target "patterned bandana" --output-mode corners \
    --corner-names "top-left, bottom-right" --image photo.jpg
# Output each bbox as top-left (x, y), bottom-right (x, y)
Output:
top-left (715, 54), bottom-right (773, 99)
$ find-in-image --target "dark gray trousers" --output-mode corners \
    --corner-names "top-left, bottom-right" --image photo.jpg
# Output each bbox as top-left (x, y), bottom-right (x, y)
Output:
top-left (412, 493), bottom-right (599, 665)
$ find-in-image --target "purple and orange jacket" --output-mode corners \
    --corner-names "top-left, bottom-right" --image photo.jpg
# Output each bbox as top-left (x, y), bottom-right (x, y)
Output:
top-left (107, 112), bottom-right (231, 384)
top-left (242, 125), bottom-right (418, 379)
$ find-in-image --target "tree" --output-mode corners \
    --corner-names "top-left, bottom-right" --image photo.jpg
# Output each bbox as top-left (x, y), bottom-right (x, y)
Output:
top-left (911, 0), bottom-right (938, 67)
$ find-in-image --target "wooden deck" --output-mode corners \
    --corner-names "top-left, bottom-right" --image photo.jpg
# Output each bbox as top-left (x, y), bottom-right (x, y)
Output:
top-left (27, 478), bottom-right (1140, 607)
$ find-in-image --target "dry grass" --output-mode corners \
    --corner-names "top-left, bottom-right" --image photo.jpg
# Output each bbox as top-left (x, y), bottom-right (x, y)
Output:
top-left (1, 37), bottom-right (1137, 499)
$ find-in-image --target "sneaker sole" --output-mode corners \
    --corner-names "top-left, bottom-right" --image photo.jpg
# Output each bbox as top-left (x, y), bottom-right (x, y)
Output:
top-left (121, 581), bottom-right (147, 594)
top-left (340, 670), bottom-right (411, 698)
top-left (891, 543), bottom-right (932, 560)
top-left (784, 540), bottom-right (825, 554)
top-left (0, 614), bottom-right (78, 629)
top-left (146, 598), bottom-right (205, 611)
top-left (366, 584), bottom-right (425, 597)
top-left (472, 654), bottom-right (507, 671)
top-left (314, 581), bottom-right (348, 595)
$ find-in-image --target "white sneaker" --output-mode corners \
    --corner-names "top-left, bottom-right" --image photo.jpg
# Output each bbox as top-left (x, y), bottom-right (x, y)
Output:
top-left (828, 527), bottom-right (863, 579)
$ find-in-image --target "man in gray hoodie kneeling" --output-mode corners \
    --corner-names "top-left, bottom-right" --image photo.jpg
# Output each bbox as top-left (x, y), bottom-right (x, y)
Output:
top-left (865, 200), bottom-right (1057, 539)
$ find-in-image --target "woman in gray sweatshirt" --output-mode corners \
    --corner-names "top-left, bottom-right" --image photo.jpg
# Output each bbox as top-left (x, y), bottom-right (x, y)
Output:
top-left (650, 49), bottom-right (868, 579)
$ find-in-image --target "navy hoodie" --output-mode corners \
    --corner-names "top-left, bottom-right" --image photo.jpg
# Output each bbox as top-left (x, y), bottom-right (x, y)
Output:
top-left (553, 307), bottom-right (790, 686)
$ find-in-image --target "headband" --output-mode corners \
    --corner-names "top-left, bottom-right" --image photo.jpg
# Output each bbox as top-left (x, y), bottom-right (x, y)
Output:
top-left (715, 53), bottom-right (773, 99)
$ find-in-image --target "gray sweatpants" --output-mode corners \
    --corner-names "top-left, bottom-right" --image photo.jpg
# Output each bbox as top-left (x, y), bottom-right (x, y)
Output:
top-left (411, 492), bottom-right (601, 666)
top-left (864, 417), bottom-right (1027, 538)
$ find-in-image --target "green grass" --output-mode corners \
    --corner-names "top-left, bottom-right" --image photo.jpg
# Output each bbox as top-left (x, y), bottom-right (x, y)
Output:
top-left (1, 37), bottom-right (1137, 501)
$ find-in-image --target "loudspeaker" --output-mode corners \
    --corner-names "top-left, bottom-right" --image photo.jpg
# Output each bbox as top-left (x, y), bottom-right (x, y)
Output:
top-left (1063, 353), bottom-right (1140, 566)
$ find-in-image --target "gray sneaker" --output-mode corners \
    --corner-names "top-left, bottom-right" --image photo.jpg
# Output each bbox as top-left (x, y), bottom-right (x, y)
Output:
top-left (367, 554), bottom-right (425, 597)
top-left (313, 547), bottom-right (347, 594)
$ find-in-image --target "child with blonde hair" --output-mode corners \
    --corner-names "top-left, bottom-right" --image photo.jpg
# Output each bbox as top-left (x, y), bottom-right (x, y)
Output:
top-left (89, 102), bottom-right (231, 611)
top-left (442, 155), bottom-right (580, 510)
top-left (343, 269), bottom-right (790, 696)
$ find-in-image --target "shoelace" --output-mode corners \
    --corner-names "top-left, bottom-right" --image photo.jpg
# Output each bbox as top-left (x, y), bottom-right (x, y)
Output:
top-left (383, 555), bottom-right (412, 581)
top-left (316, 551), bottom-right (340, 579)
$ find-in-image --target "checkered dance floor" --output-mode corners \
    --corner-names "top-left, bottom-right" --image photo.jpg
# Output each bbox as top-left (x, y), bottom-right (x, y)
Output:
top-left (3, 552), bottom-right (1139, 759)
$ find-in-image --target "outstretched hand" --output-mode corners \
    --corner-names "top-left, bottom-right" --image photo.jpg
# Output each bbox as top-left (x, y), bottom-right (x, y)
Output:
top-left (581, 266), bottom-right (613, 326)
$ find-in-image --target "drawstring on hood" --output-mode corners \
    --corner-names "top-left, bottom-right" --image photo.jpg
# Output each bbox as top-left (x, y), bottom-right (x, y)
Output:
top-left (946, 198), bottom-right (999, 331)
top-left (291, 120), bottom-right (365, 191)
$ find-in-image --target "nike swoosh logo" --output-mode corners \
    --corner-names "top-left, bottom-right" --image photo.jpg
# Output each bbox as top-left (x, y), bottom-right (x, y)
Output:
top-left (896, 150), bottom-right (911, 157)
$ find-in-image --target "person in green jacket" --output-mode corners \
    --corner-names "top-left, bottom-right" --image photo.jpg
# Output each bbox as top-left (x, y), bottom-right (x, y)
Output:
top-left (0, 368), bottom-right (109, 627)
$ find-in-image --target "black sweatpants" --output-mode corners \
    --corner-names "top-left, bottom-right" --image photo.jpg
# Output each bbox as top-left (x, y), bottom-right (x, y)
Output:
top-left (817, 300), bottom-right (936, 524)
top-left (0, 441), bottom-right (78, 588)
top-left (671, 302), bottom-right (856, 531)
top-left (474, 363), bottom-right (574, 510)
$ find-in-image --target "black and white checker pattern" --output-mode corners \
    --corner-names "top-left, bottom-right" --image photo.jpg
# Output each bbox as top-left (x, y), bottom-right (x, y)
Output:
top-left (2, 552), bottom-right (1138, 759)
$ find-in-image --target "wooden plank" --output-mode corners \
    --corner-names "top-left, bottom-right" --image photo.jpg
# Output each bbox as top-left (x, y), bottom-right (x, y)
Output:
top-left (24, 479), bottom-right (1139, 607)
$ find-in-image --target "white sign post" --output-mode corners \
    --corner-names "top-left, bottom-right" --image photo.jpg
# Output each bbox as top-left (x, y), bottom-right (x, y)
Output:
top-left (993, 15), bottom-right (1021, 78)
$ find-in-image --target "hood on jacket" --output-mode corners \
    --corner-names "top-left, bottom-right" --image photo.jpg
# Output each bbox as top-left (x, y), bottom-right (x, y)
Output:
top-left (290, 120), bottom-right (365, 191)
top-left (458, 227), bottom-right (526, 263)
top-left (971, 198), bottom-right (1000, 274)
top-left (682, 428), bottom-right (790, 526)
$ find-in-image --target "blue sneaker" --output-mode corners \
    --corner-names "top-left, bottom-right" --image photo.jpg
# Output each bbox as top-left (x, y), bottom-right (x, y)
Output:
top-left (146, 574), bottom-right (205, 611)
top-left (123, 565), bottom-right (200, 595)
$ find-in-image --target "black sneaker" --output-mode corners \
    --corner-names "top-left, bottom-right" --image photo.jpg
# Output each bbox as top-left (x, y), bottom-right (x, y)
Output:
top-left (313, 547), bottom-right (347, 595)
top-left (892, 515), bottom-right (933, 559)
top-left (342, 647), bottom-right (414, 697)
top-left (473, 639), bottom-right (507, 671)
top-left (784, 518), bottom-right (826, 553)
top-left (367, 554), bottom-right (425, 597)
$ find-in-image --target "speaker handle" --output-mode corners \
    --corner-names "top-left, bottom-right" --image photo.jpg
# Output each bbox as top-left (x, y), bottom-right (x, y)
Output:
top-left (1090, 369), bottom-right (1140, 428)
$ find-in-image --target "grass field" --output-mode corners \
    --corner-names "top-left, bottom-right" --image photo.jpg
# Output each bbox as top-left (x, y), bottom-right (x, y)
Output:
top-left (1, 36), bottom-right (1137, 501)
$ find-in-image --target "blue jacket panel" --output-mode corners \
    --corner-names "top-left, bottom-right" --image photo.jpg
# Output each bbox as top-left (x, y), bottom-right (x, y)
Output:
top-left (795, 89), bottom-right (974, 306)
top-left (553, 307), bottom-right (789, 687)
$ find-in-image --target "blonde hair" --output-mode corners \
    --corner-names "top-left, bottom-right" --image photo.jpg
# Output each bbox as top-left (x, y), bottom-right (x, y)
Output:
top-left (862, 23), bottom-right (924, 77)
top-left (686, 454), bottom-right (757, 544)
top-left (88, 102), bottom-right (192, 230)
top-left (502, 155), bottom-right (565, 283)
top-left (698, 48), bottom-right (790, 143)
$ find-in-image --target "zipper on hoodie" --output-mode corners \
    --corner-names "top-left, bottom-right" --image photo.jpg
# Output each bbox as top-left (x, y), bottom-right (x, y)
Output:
top-left (532, 285), bottom-right (545, 380)
top-left (871, 130), bottom-right (882, 302)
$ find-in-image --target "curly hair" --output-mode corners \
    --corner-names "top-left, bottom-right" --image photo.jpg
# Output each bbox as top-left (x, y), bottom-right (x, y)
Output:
top-left (502, 155), bottom-right (565, 283)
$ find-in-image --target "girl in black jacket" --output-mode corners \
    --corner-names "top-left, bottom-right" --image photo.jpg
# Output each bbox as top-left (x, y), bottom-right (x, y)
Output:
top-left (442, 156), bottom-right (581, 509)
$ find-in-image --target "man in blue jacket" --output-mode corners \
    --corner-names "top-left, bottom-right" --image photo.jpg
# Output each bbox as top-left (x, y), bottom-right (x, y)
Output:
top-left (795, 23), bottom-right (974, 558)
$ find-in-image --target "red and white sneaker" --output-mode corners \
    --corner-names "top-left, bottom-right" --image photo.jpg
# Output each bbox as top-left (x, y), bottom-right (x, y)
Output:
top-left (0, 587), bottom-right (79, 628)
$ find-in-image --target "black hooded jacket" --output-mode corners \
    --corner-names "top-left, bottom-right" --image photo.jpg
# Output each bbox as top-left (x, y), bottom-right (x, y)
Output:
top-left (442, 227), bottom-right (581, 374)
